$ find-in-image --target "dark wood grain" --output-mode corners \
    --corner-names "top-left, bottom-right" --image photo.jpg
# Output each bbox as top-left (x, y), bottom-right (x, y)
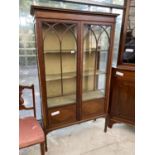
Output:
top-left (105, 67), bottom-right (135, 131)
top-left (48, 104), bottom-right (76, 128)
top-left (35, 19), bottom-right (48, 129)
top-left (19, 84), bottom-right (36, 117)
top-left (104, 24), bottom-right (116, 114)
top-left (82, 98), bottom-right (105, 119)
top-left (31, 5), bottom-right (119, 17)
top-left (117, 0), bottom-right (135, 67)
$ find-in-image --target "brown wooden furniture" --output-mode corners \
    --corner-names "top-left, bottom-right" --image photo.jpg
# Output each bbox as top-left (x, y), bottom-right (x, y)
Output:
top-left (104, 0), bottom-right (135, 131)
top-left (118, 0), bottom-right (135, 65)
top-left (31, 5), bottom-right (118, 146)
top-left (104, 67), bottom-right (135, 131)
top-left (19, 85), bottom-right (45, 155)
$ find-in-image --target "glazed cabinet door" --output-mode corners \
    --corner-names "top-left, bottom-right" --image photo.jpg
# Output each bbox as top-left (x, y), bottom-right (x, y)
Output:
top-left (81, 23), bottom-right (112, 119)
top-left (37, 20), bottom-right (115, 128)
top-left (41, 21), bottom-right (79, 128)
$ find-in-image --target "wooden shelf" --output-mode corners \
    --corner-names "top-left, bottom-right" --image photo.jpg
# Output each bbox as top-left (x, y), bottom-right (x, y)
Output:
top-left (44, 49), bottom-right (108, 54)
top-left (83, 70), bottom-right (106, 76)
top-left (84, 49), bottom-right (108, 53)
top-left (46, 70), bottom-right (106, 82)
top-left (83, 89), bottom-right (105, 101)
top-left (47, 89), bottom-right (105, 108)
top-left (46, 72), bottom-right (76, 81)
top-left (44, 49), bottom-right (77, 54)
top-left (47, 94), bottom-right (76, 108)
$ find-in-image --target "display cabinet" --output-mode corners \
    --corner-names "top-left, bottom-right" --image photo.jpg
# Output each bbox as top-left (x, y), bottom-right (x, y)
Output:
top-left (104, 67), bottom-right (135, 131)
top-left (105, 0), bottom-right (135, 131)
top-left (31, 5), bottom-right (117, 135)
top-left (118, 0), bottom-right (135, 65)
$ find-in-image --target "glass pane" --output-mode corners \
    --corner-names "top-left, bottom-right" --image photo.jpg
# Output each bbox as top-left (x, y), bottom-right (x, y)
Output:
top-left (19, 0), bottom-right (41, 119)
top-left (122, 0), bottom-right (135, 64)
top-left (112, 9), bottom-right (123, 66)
top-left (89, 0), bottom-right (124, 5)
top-left (33, 0), bottom-right (89, 10)
top-left (42, 22), bottom-right (77, 108)
top-left (33, 0), bottom-right (124, 12)
top-left (89, 6), bottom-right (110, 13)
top-left (34, 0), bottom-right (124, 6)
top-left (112, 0), bottom-right (124, 5)
top-left (82, 24), bottom-right (111, 101)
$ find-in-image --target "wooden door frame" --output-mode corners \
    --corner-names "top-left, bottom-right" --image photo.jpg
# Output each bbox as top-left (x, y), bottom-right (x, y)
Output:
top-left (117, 0), bottom-right (135, 67)
top-left (35, 18), bottom-right (81, 129)
top-left (80, 21), bottom-right (116, 116)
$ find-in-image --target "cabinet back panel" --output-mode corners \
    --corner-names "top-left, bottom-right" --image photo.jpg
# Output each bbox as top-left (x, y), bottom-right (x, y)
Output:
top-left (44, 54), bottom-right (61, 74)
top-left (63, 78), bottom-right (76, 95)
top-left (46, 80), bottom-right (61, 97)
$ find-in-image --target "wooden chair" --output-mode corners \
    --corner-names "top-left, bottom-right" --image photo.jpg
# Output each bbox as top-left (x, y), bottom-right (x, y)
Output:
top-left (19, 84), bottom-right (45, 155)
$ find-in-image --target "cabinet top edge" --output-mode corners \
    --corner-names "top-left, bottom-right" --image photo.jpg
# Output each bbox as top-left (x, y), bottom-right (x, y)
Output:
top-left (113, 65), bottom-right (135, 72)
top-left (30, 5), bottom-right (119, 18)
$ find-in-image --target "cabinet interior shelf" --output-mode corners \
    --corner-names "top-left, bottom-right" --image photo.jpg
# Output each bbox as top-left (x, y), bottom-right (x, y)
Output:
top-left (47, 89), bottom-right (105, 108)
top-left (44, 49), bottom-right (77, 54)
top-left (44, 49), bottom-right (108, 54)
top-left (46, 70), bottom-right (106, 81)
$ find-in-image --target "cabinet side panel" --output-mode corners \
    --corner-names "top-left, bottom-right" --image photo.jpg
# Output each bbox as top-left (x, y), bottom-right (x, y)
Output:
top-left (109, 68), bottom-right (135, 124)
top-left (35, 19), bottom-right (48, 129)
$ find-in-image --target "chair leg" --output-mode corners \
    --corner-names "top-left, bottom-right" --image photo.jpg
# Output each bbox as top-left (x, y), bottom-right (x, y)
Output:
top-left (45, 134), bottom-right (48, 152)
top-left (40, 142), bottom-right (45, 155)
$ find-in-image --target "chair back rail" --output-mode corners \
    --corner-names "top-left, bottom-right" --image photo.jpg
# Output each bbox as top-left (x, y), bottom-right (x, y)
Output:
top-left (19, 84), bottom-right (36, 118)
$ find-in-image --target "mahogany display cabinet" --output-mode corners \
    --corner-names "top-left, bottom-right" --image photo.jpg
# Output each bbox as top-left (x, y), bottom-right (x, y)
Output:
top-left (104, 0), bottom-right (135, 131)
top-left (104, 66), bottom-right (135, 131)
top-left (31, 5), bottom-right (118, 135)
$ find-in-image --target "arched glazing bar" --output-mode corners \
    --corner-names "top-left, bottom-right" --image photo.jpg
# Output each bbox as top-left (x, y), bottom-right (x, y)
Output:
top-left (43, 22), bottom-right (61, 42)
top-left (43, 22), bottom-right (77, 96)
top-left (83, 24), bottom-right (111, 91)
top-left (57, 23), bottom-right (77, 96)
top-left (61, 23), bottom-right (77, 45)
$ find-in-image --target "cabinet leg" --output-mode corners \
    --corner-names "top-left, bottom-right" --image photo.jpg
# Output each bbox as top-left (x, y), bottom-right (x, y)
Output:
top-left (104, 116), bottom-right (108, 132)
top-left (108, 120), bottom-right (114, 128)
top-left (93, 118), bottom-right (97, 122)
top-left (108, 123), bottom-right (113, 128)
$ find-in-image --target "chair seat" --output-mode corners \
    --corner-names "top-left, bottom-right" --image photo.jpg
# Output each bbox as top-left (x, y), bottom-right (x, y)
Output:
top-left (19, 117), bottom-right (45, 148)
